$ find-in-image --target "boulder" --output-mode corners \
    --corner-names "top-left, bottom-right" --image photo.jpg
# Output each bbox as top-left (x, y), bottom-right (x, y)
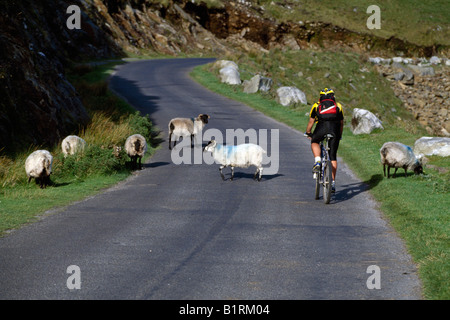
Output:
top-left (413, 137), bottom-right (450, 157)
top-left (351, 108), bottom-right (384, 134)
top-left (276, 87), bottom-right (307, 106)
top-left (243, 75), bottom-right (273, 93)
top-left (407, 65), bottom-right (435, 76)
top-left (219, 66), bottom-right (241, 85)
top-left (214, 60), bottom-right (239, 70)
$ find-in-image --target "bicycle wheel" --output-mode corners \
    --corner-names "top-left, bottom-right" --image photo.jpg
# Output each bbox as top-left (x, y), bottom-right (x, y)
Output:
top-left (323, 160), bottom-right (332, 204)
top-left (314, 172), bottom-right (320, 200)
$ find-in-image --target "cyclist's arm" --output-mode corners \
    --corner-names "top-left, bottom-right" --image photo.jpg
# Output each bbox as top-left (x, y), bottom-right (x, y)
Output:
top-left (306, 103), bottom-right (318, 136)
top-left (305, 117), bottom-right (315, 136)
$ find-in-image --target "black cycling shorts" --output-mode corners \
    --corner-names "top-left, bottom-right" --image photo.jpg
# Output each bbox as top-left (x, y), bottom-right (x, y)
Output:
top-left (311, 121), bottom-right (341, 161)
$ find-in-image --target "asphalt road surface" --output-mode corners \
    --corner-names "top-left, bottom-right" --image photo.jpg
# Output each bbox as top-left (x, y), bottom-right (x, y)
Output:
top-left (0, 58), bottom-right (422, 300)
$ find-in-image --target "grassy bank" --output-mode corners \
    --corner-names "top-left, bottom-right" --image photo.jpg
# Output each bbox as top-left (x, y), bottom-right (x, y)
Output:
top-left (190, 50), bottom-right (449, 300)
top-left (258, 0), bottom-right (450, 47)
top-left (0, 61), bottom-right (157, 235)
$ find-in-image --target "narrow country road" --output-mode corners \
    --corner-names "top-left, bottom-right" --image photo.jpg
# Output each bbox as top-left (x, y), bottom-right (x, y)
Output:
top-left (0, 58), bottom-right (422, 300)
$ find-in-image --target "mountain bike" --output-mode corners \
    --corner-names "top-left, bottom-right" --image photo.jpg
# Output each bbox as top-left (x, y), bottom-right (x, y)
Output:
top-left (305, 133), bottom-right (334, 204)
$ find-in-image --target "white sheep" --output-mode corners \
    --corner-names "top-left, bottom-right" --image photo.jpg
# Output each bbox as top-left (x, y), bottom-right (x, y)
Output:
top-left (125, 134), bottom-right (147, 170)
top-left (25, 150), bottom-right (53, 189)
top-left (168, 114), bottom-right (210, 150)
top-left (203, 140), bottom-right (266, 181)
top-left (61, 135), bottom-right (86, 157)
top-left (380, 142), bottom-right (423, 178)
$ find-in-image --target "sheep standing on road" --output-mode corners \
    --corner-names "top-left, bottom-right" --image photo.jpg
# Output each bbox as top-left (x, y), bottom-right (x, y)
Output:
top-left (125, 134), bottom-right (147, 170)
top-left (62, 135), bottom-right (86, 157)
top-left (380, 141), bottom-right (423, 178)
top-left (25, 150), bottom-right (53, 189)
top-left (203, 140), bottom-right (266, 181)
top-left (168, 114), bottom-right (210, 150)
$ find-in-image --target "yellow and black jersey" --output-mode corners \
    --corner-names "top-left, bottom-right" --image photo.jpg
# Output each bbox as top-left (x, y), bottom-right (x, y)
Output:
top-left (309, 100), bottom-right (344, 122)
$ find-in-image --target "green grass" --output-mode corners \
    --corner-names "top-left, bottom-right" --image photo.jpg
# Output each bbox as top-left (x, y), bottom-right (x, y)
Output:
top-left (190, 50), bottom-right (449, 300)
top-left (0, 61), bottom-right (158, 236)
top-left (256, 0), bottom-right (450, 47)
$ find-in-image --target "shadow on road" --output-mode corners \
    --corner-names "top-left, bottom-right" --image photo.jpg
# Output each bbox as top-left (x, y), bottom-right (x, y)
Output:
top-left (333, 174), bottom-right (383, 203)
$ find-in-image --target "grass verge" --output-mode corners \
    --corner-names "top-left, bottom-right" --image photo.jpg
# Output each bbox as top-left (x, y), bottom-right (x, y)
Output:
top-left (190, 51), bottom-right (449, 300)
top-left (0, 61), bottom-right (158, 236)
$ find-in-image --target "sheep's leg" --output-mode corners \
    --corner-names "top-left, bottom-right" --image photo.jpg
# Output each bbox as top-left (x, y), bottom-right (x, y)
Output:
top-left (253, 168), bottom-right (259, 180)
top-left (258, 167), bottom-right (263, 181)
top-left (169, 133), bottom-right (172, 150)
top-left (230, 166), bottom-right (234, 181)
top-left (393, 168), bottom-right (398, 178)
top-left (383, 164), bottom-right (386, 177)
top-left (387, 166), bottom-right (391, 178)
top-left (28, 176), bottom-right (32, 184)
top-left (404, 166), bottom-right (408, 177)
top-left (219, 165), bottom-right (226, 181)
top-left (138, 156), bottom-right (142, 170)
top-left (190, 134), bottom-right (194, 148)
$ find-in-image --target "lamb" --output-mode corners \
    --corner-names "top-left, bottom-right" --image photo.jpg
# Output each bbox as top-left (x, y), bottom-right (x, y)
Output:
top-left (203, 140), bottom-right (266, 181)
top-left (125, 134), bottom-right (147, 170)
top-left (380, 142), bottom-right (423, 178)
top-left (61, 135), bottom-right (86, 157)
top-left (168, 114), bottom-right (210, 150)
top-left (25, 150), bottom-right (53, 189)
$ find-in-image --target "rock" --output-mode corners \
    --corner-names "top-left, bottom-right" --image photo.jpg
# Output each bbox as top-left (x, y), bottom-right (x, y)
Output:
top-left (243, 75), bottom-right (273, 93)
top-left (276, 87), bottom-right (307, 106)
top-left (429, 56), bottom-right (441, 65)
top-left (414, 137), bottom-right (450, 157)
top-left (407, 65), bottom-right (435, 76)
top-left (368, 57), bottom-right (391, 65)
top-left (350, 108), bottom-right (384, 134)
top-left (214, 60), bottom-right (239, 70)
top-left (219, 66), bottom-right (241, 85)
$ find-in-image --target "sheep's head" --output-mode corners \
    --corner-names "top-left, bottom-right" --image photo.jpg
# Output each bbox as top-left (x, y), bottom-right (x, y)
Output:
top-left (198, 114), bottom-right (210, 124)
top-left (203, 140), bottom-right (216, 152)
top-left (414, 154), bottom-right (425, 175)
top-left (414, 164), bottom-right (423, 175)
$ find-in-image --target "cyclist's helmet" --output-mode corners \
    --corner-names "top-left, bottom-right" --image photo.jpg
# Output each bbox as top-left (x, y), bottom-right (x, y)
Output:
top-left (319, 87), bottom-right (335, 101)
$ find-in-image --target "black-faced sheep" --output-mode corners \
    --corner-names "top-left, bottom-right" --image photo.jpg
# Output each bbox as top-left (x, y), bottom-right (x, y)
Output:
top-left (125, 134), bottom-right (147, 170)
top-left (380, 142), bottom-right (423, 178)
top-left (25, 150), bottom-right (53, 188)
top-left (168, 114), bottom-right (210, 150)
top-left (62, 135), bottom-right (86, 157)
top-left (203, 140), bottom-right (266, 181)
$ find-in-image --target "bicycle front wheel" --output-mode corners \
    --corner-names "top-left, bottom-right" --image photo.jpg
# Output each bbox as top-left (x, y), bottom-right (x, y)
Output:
top-left (323, 160), bottom-right (332, 204)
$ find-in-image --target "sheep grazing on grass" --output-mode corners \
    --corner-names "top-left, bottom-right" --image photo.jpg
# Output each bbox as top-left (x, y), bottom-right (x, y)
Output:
top-left (168, 114), bottom-right (210, 150)
top-left (125, 134), bottom-right (147, 170)
top-left (380, 142), bottom-right (423, 178)
top-left (25, 150), bottom-right (53, 189)
top-left (62, 135), bottom-right (86, 157)
top-left (203, 140), bottom-right (266, 181)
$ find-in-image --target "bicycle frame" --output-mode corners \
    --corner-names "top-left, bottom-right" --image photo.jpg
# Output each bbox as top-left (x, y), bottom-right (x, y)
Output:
top-left (314, 134), bottom-right (334, 204)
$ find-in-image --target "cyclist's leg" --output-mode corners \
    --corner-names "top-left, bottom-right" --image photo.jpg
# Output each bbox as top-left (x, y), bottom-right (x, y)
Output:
top-left (311, 124), bottom-right (325, 171)
top-left (329, 134), bottom-right (340, 184)
top-left (311, 142), bottom-right (320, 159)
top-left (331, 160), bottom-right (337, 180)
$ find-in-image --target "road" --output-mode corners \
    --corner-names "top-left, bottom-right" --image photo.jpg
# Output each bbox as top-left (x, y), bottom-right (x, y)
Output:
top-left (0, 58), bottom-right (422, 300)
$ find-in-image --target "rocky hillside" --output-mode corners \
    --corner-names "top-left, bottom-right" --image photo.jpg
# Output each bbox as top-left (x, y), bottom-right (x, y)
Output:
top-left (0, 0), bottom-right (448, 153)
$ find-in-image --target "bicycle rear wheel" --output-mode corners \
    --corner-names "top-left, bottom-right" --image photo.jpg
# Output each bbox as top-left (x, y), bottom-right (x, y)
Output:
top-left (314, 172), bottom-right (320, 200)
top-left (323, 160), bottom-right (332, 204)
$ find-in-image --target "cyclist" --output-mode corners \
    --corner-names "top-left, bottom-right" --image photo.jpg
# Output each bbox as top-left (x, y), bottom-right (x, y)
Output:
top-left (305, 88), bottom-right (344, 192)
